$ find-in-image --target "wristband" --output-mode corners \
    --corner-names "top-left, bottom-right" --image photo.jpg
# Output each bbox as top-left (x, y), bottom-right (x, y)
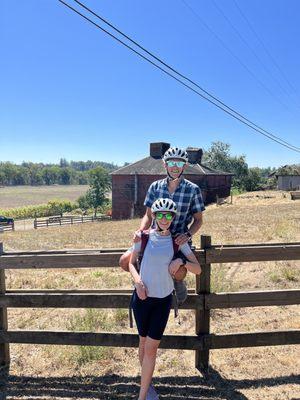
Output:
top-left (185, 231), bottom-right (192, 239)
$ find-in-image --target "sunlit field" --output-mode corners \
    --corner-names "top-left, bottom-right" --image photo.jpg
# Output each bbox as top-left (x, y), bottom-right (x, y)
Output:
top-left (1, 190), bottom-right (299, 399)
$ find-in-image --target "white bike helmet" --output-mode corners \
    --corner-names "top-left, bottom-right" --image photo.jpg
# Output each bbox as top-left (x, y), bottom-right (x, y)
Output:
top-left (151, 198), bottom-right (177, 214)
top-left (163, 147), bottom-right (189, 163)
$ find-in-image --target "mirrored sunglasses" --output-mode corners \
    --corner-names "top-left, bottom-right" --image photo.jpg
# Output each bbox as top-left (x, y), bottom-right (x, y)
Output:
top-left (155, 212), bottom-right (174, 221)
top-left (166, 160), bottom-right (185, 168)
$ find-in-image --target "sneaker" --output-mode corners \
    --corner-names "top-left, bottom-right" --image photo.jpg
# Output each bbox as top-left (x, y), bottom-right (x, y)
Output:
top-left (146, 383), bottom-right (159, 400)
top-left (174, 279), bottom-right (187, 304)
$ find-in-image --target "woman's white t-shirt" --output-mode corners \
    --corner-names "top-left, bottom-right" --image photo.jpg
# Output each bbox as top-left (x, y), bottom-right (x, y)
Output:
top-left (133, 229), bottom-right (193, 298)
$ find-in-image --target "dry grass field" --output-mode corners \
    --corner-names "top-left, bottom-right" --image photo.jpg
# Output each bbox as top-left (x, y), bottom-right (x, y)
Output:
top-left (0, 190), bottom-right (299, 399)
top-left (0, 185), bottom-right (90, 209)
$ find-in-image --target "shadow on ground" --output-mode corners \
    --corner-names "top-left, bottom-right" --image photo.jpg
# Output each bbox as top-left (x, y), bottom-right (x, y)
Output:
top-left (0, 366), bottom-right (299, 400)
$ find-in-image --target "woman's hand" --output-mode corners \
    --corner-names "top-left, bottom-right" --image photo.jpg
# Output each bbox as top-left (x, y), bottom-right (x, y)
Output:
top-left (168, 258), bottom-right (183, 278)
top-left (135, 281), bottom-right (148, 300)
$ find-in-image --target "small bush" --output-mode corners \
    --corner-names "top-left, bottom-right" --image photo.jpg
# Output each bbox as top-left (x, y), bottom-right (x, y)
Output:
top-left (0, 199), bottom-right (78, 220)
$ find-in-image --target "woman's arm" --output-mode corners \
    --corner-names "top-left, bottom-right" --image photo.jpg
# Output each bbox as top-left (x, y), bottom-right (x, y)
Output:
top-left (129, 250), bottom-right (147, 299)
top-left (184, 251), bottom-right (201, 275)
top-left (169, 251), bottom-right (201, 277)
top-left (128, 250), bottom-right (142, 284)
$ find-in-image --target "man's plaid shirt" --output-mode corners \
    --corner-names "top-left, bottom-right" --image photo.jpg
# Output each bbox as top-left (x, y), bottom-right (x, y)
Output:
top-left (144, 177), bottom-right (205, 234)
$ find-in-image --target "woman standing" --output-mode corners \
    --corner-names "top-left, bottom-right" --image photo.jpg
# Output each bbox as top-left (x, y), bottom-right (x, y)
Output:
top-left (129, 198), bottom-right (201, 400)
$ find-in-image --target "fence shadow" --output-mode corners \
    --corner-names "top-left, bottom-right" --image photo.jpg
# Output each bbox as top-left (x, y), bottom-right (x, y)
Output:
top-left (1, 366), bottom-right (298, 400)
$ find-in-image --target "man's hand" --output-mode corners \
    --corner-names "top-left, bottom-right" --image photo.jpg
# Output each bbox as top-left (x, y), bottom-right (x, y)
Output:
top-left (174, 233), bottom-right (189, 246)
top-left (135, 281), bottom-right (148, 300)
top-left (133, 230), bottom-right (142, 243)
top-left (169, 258), bottom-right (183, 278)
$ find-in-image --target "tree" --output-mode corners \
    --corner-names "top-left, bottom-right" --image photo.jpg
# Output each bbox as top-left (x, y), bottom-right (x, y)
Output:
top-left (59, 158), bottom-right (69, 168)
top-left (241, 167), bottom-right (262, 191)
top-left (59, 167), bottom-right (73, 185)
top-left (77, 167), bottom-right (111, 216)
top-left (203, 141), bottom-right (249, 190)
top-left (202, 141), bottom-right (232, 171)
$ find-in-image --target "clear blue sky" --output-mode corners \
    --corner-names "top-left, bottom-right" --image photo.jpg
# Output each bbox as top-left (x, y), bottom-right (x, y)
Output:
top-left (1, 0), bottom-right (299, 168)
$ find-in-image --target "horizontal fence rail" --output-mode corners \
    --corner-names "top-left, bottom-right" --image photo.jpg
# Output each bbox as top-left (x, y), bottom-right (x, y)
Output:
top-left (0, 223), bottom-right (14, 232)
top-left (290, 191), bottom-right (300, 200)
top-left (0, 236), bottom-right (300, 373)
top-left (0, 330), bottom-right (298, 350)
top-left (206, 243), bottom-right (300, 263)
top-left (34, 215), bottom-right (111, 229)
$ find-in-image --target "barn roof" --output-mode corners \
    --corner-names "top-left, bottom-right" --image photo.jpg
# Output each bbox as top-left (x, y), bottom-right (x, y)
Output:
top-left (268, 164), bottom-right (300, 177)
top-left (111, 156), bottom-right (233, 176)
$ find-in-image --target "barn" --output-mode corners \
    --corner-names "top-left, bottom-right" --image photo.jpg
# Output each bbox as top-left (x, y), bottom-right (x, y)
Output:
top-left (111, 142), bottom-right (234, 220)
top-left (269, 164), bottom-right (300, 191)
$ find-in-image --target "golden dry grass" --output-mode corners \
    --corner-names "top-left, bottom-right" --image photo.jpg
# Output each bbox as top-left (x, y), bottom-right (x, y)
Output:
top-left (0, 190), bottom-right (300, 399)
top-left (0, 185), bottom-right (89, 209)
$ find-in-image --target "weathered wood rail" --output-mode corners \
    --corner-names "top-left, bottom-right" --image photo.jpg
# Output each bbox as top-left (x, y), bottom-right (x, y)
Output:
top-left (33, 214), bottom-right (111, 229)
top-left (0, 236), bottom-right (300, 374)
top-left (290, 191), bottom-right (300, 200)
top-left (0, 222), bottom-right (14, 232)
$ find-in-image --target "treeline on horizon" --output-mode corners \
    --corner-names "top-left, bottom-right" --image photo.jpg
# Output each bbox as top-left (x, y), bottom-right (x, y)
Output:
top-left (0, 158), bottom-right (124, 186)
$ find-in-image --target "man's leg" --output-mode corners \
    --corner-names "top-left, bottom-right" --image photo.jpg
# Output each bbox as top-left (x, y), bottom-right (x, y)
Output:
top-left (119, 249), bottom-right (132, 272)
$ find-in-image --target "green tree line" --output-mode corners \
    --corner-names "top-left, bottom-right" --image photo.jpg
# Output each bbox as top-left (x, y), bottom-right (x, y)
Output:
top-left (202, 142), bottom-right (277, 192)
top-left (0, 159), bottom-right (120, 186)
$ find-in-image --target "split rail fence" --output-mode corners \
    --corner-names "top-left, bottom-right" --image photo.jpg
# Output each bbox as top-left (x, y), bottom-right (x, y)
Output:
top-left (290, 191), bottom-right (300, 200)
top-left (0, 236), bottom-right (300, 373)
top-left (34, 215), bottom-right (111, 229)
top-left (0, 222), bottom-right (14, 232)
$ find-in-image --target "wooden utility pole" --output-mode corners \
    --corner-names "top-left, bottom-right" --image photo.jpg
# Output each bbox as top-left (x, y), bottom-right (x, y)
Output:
top-left (0, 242), bottom-right (10, 367)
top-left (195, 235), bottom-right (211, 373)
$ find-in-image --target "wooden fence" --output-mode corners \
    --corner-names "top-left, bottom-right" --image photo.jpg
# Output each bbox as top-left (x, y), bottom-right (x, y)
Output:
top-left (0, 236), bottom-right (300, 374)
top-left (290, 191), bottom-right (300, 200)
top-left (0, 222), bottom-right (14, 232)
top-left (34, 214), bottom-right (111, 229)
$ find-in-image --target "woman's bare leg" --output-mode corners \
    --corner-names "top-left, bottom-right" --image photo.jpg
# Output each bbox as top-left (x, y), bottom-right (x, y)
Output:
top-left (139, 336), bottom-right (147, 366)
top-left (138, 336), bottom-right (160, 400)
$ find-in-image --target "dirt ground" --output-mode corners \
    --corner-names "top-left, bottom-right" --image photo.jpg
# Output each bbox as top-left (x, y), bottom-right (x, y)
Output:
top-left (0, 190), bottom-right (299, 399)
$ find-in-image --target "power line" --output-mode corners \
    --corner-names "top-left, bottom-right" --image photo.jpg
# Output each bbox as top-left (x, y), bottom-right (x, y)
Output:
top-left (181, 0), bottom-right (298, 116)
top-left (232, 0), bottom-right (300, 98)
top-left (70, 0), bottom-right (300, 152)
top-left (58, 0), bottom-right (300, 153)
top-left (211, 0), bottom-right (300, 113)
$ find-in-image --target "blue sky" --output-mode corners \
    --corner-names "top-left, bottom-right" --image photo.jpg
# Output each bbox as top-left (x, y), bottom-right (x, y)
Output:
top-left (1, 0), bottom-right (299, 168)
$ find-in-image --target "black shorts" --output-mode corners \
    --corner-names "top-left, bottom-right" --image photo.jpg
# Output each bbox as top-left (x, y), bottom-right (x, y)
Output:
top-left (131, 290), bottom-right (173, 340)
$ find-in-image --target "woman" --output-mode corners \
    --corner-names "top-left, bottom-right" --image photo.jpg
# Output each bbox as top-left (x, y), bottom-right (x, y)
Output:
top-left (129, 198), bottom-right (201, 400)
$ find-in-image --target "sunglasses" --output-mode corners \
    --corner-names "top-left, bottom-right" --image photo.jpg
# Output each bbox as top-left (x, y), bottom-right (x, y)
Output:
top-left (166, 161), bottom-right (185, 168)
top-left (155, 212), bottom-right (174, 221)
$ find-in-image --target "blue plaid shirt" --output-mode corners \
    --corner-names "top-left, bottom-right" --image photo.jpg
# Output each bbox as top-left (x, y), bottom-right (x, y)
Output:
top-left (144, 177), bottom-right (205, 234)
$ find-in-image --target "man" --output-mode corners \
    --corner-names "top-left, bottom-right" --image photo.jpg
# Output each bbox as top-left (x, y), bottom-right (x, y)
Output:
top-left (119, 146), bottom-right (205, 271)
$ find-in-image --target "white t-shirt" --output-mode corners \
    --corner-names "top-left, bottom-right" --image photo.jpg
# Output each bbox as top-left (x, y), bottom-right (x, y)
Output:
top-left (133, 229), bottom-right (193, 298)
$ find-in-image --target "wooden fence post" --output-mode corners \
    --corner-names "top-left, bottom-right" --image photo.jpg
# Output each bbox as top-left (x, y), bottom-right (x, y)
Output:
top-left (195, 235), bottom-right (211, 374)
top-left (0, 242), bottom-right (10, 367)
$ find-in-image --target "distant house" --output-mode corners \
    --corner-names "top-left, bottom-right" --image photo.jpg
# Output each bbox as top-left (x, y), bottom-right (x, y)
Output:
top-left (110, 142), bottom-right (234, 220)
top-left (269, 164), bottom-right (300, 191)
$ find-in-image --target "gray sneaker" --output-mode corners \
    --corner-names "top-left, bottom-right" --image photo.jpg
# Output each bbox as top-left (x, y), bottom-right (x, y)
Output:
top-left (174, 279), bottom-right (187, 304)
top-left (146, 383), bottom-right (159, 400)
